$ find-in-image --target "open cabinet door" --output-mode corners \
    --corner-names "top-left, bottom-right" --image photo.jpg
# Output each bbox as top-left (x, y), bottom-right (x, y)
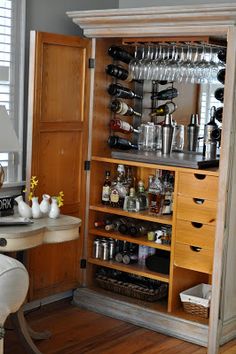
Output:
top-left (26, 32), bottom-right (92, 300)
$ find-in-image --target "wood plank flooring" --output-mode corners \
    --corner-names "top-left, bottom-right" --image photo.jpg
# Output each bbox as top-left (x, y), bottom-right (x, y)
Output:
top-left (4, 298), bottom-right (236, 354)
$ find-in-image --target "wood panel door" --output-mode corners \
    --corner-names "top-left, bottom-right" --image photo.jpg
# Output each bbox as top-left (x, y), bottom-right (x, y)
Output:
top-left (26, 32), bottom-right (91, 300)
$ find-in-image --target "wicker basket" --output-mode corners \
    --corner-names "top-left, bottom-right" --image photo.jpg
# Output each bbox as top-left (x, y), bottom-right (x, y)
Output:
top-left (96, 275), bottom-right (168, 302)
top-left (180, 284), bottom-right (211, 319)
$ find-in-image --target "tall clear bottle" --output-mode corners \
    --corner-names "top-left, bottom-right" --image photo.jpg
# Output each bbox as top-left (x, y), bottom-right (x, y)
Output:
top-left (148, 171), bottom-right (165, 216)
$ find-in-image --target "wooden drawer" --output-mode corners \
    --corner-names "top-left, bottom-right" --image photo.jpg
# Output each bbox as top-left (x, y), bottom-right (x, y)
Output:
top-left (177, 195), bottom-right (217, 225)
top-left (178, 172), bottom-right (218, 200)
top-left (176, 219), bottom-right (215, 250)
top-left (174, 242), bottom-right (213, 274)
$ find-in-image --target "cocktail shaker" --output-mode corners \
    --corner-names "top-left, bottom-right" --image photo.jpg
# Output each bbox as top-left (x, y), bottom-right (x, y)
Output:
top-left (187, 114), bottom-right (199, 152)
top-left (161, 114), bottom-right (174, 155)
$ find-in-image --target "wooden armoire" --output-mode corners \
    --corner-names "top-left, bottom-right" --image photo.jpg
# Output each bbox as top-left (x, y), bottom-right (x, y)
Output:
top-left (26, 4), bottom-right (236, 353)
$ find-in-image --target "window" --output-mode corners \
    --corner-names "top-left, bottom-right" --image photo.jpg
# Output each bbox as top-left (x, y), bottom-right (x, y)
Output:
top-left (0, 0), bottom-right (25, 186)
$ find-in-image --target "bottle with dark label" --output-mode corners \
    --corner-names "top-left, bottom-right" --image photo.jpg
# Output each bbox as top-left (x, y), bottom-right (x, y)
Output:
top-left (101, 170), bottom-right (111, 205)
top-left (150, 101), bottom-right (177, 117)
top-left (215, 106), bottom-right (223, 123)
top-left (151, 87), bottom-right (178, 100)
top-left (148, 171), bottom-right (165, 216)
top-left (107, 135), bottom-right (138, 150)
top-left (105, 64), bottom-right (133, 82)
top-left (217, 69), bottom-right (225, 84)
top-left (214, 87), bottom-right (224, 103)
top-left (108, 83), bottom-right (142, 100)
top-left (110, 119), bottom-right (139, 134)
top-left (110, 99), bottom-right (141, 117)
top-left (108, 45), bottom-right (134, 64)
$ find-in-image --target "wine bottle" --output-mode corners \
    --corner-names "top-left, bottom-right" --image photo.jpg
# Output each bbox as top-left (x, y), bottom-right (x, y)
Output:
top-left (217, 49), bottom-right (227, 63)
top-left (214, 87), bottom-right (224, 103)
top-left (151, 87), bottom-right (178, 100)
top-left (108, 135), bottom-right (138, 150)
top-left (108, 45), bottom-right (134, 64)
top-left (108, 83), bottom-right (142, 100)
top-left (110, 99), bottom-right (141, 117)
top-left (217, 69), bottom-right (225, 84)
top-left (150, 101), bottom-right (177, 117)
top-left (215, 106), bottom-right (223, 123)
top-left (110, 119), bottom-right (139, 134)
top-left (101, 170), bottom-right (111, 205)
top-left (105, 64), bottom-right (133, 82)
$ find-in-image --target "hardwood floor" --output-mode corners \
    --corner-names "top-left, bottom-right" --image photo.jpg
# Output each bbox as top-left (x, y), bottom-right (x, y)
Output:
top-left (4, 298), bottom-right (236, 354)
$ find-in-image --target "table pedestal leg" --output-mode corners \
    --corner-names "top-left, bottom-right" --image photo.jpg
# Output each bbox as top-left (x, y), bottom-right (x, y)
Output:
top-left (11, 307), bottom-right (51, 354)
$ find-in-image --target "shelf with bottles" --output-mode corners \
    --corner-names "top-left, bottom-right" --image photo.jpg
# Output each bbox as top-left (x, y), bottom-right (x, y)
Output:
top-left (88, 258), bottom-right (170, 283)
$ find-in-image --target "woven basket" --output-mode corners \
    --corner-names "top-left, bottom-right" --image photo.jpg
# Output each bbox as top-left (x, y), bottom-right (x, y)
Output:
top-left (182, 301), bottom-right (209, 319)
top-left (96, 275), bottom-right (168, 302)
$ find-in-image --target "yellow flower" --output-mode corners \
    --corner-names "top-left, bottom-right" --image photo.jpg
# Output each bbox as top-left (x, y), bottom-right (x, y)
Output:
top-left (56, 191), bottom-right (64, 208)
top-left (28, 191), bottom-right (33, 201)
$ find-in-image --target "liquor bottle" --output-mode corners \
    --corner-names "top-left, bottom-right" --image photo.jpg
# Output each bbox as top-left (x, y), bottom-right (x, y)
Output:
top-left (107, 135), bottom-right (138, 150)
top-left (110, 99), bottom-right (141, 117)
top-left (110, 119), bottom-right (139, 134)
top-left (101, 170), bottom-right (111, 205)
top-left (151, 87), bottom-right (178, 100)
top-left (148, 171), bottom-right (165, 216)
top-left (128, 222), bottom-right (150, 236)
top-left (105, 64), bottom-right (133, 82)
top-left (107, 83), bottom-right (142, 100)
top-left (123, 187), bottom-right (139, 212)
top-left (105, 218), bottom-right (127, 231)
top-left (217, 49), bottom-right (227, 63)
top-left (150, 101), bottom-right (177, 117)
top-left (214, 87), bottom-right (224, 103)
top-left (215, 106), bottom-right (223, 123)
top-left (125, 166), bottom-right (135, 190)
top-left (203, 107), bottom-right (219, 159)
top-left (136, 180), bottom-right (148, 211)
top-left (162, 172), bottom-right (174, 215)
top-left (94, 217), bottom-right (113, 228)
top-left (217, 69), bottom-right (225, 84)
top-left (108, 45), bottom-right (134, 64)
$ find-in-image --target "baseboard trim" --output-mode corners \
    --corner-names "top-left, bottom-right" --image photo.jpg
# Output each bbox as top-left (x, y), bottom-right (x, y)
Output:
top-left (24, 290), bottom-right (73, 312)
top-left (220, 316), bottom-right (236, 345)
top-left (73, 287), bottom-right (209, 347)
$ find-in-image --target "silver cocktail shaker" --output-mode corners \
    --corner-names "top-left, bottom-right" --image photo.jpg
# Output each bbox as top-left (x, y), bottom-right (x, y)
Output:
top-left (187, 114), bottom-right (199, 152)
top-left (162, 114), bottom-right (174, 155)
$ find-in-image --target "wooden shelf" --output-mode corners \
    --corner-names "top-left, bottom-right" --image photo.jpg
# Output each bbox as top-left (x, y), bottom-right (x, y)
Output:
top-left (89, 204), bottom-right (173, 225)
top-left (91, 156), bottom-right (219, 176)
top-left (89, 228), bottom-right (171, 252)
top-left (88, 257), bottom-right (170, 283)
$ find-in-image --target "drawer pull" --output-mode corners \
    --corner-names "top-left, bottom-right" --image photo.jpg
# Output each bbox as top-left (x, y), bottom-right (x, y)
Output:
top-left (190, 246), bottom-right (202, 252)
top-left (194, 173), bottom-right (206, 180)
top-left (193, 198), bottom-right (205, 205)
top-left (191, 222), bottom-right (203, 229)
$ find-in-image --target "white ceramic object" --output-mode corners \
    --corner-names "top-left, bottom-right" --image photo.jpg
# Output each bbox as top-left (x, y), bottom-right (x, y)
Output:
top-left (48, 197), bottom-right (60, 219)
top-left (31, 196), bottom-right (42, 219)
top-left (14, 195), bottom-right (32, 218)
top-left (39, 194), bottom-right (51, 216)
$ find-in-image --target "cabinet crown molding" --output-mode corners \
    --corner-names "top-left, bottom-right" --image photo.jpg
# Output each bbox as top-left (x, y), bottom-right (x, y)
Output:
top-left (67, 4), bottom-right (236, 37)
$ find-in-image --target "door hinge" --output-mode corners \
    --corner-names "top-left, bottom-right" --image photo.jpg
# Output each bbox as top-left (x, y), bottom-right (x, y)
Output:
top-left (80, 259), bottom-right (87, 269)
top-left (84, 160), bottom-right (90, 171)
top-left (88, 58), bottom-right (95, 69)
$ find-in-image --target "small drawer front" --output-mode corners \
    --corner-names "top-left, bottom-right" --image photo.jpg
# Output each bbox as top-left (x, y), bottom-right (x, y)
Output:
top-left (178, 172), bottom-right (218, 200)
top-left (174, 242), bottom-right (213, 274)
top-left (176, 220), bottom-right (215, 250)
top-left (177, 196), bottom-right (217, 225)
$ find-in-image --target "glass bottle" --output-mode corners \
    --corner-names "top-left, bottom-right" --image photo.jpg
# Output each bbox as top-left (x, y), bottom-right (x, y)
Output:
top-left (122, 243), bottom-right (139, 264)
top-left (108, 83), bottom-right (142, 100)
top-left (110, 166), bottom-right (127, 208)
top-left (101, 170), bottom-right (111, 205)
top-left (217, 49), bottom-right (227, 63)
top-left (214, 87), bottom-right (224, 103)
top-left (107, 135), bottom-right (138, 150)
top-left (150, 101), bottom-right (177, 117)
top-left (108, 45), bottom-right (134, 64)
top-left (104, 218), bottom-right (127, 231)
top-left (136, 180), bottom-right (148, 211)
top-left (105, 64), bottom-right (133, 82)
top-left (215, 106), bottom-right (223, 123)
top-left (217, 68), bottom-right (225, 84)
top-left (151, 87), bottom-right (178, 100)
top-left (162, 172), bottom-right (174, 215)
top-left (125, 166), bottom-right (135, 190)
top-left (123, 187), bottom-right (139, 212)
top-left (148, 171), bottom-right (165, 216)
top-left (110, 119), bottom-right (139, 134)
top-left (110, 99), bottom-right (141, 117)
